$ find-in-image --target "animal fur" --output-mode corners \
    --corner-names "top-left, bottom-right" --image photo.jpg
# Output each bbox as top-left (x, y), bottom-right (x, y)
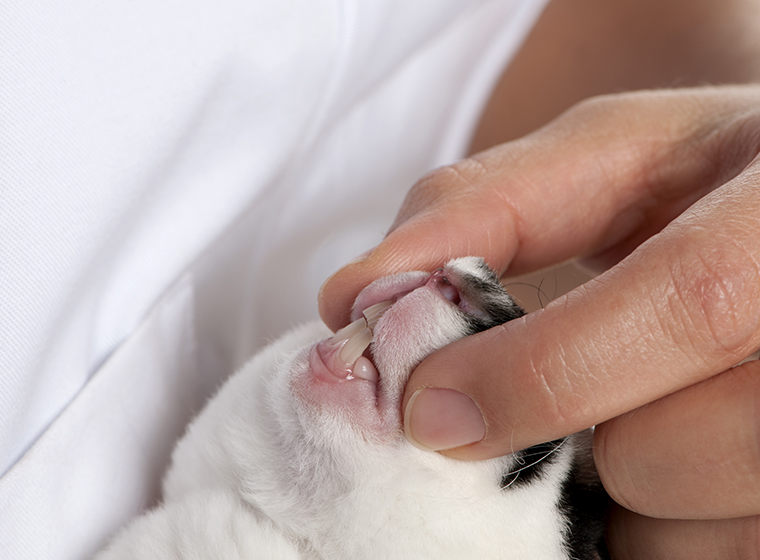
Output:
top-left (95, 257), bottom-right (608, 559)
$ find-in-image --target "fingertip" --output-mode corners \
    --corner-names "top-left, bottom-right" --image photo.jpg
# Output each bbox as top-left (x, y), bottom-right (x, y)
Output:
top-left (402, 387), bottom-right (487, 452)
top-left (317, 243), bottom-right (422, 331)
top-left (318, 235), bottom-right (465, 331)
top-left (401, 334), bottom-right (525, 461)
top-left (317, 257), bottom-right (373, 332)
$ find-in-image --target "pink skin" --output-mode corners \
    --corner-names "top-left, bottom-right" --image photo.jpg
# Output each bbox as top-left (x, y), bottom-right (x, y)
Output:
top-left (297, 269), bottom-right (466, 436)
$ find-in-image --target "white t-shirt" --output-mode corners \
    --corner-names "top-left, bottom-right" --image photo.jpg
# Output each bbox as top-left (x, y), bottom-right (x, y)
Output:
top-left (0, 0), bottom-right (548, 557)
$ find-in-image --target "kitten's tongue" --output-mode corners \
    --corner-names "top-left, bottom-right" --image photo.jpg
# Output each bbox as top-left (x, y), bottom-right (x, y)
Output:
top-left (310, 301), bottom-right (392, 385)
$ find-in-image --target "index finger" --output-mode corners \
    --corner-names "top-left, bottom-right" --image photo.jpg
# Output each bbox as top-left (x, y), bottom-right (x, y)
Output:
top-left (402, 163), bottom-right (760, 459)
top-left (318, 88), bottom-right (760, 332)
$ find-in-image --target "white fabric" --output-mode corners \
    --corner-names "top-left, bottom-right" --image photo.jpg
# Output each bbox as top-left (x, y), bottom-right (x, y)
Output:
top-left (0, 0), bottom-right (549, 558)
top-left (0, 277), bottom-right (205, 560)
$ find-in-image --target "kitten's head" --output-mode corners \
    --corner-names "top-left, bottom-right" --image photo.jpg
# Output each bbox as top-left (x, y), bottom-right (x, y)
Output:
top-left (181, 257), bottom-right (572, 559)
top-left (290, 256), bottom-right (525, 443)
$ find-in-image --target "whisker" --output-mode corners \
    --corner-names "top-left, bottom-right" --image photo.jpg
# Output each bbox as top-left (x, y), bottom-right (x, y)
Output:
top-left (501, 439), bottom-right (568, 489)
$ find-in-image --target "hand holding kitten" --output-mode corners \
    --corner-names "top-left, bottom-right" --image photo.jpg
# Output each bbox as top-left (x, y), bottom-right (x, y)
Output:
top-left (319, 85), bottom-right (760, 559)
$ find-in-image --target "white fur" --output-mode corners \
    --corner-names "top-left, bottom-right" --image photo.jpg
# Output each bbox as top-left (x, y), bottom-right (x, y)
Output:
top-left (96, 259), bottom-right (579, 559)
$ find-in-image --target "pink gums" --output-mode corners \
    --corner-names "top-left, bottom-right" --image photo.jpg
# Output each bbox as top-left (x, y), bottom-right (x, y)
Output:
top-left (297, 340), bottom-right (381, 425)
top-left (310, 339), bottom-right (378, 388)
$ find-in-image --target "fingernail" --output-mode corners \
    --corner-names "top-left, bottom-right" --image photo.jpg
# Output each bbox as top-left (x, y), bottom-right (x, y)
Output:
top-left (318, 247), bottom-right (376, 304)
top-left (404, 388), bottom-right (486, 451)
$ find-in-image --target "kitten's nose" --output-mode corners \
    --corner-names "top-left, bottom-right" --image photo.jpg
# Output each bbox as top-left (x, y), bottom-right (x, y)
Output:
top-left (426, 268), bottom-right (461, 305)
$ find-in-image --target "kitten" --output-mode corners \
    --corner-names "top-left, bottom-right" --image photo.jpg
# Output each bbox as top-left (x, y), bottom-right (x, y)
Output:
top-left (96, 257), bottom-right (608, 559)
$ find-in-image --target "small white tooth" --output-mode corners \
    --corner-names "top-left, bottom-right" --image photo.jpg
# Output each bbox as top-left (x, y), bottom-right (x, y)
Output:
top-left (331, 317), bottom-right (368, 344)
top-left (362, 300), bottom-right (393, 331)
top-left (339, 327), bottom-right (372, 365)
top-left (352, 356), bottom-right (379, 383)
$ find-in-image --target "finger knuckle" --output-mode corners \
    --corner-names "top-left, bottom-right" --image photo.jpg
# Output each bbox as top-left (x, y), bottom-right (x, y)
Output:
top-left (395, 158), bottom-right (499, 229)
top-left (566, 93), bottom-right (621, 118)
top-left (411, 159), bottom-right (488, 202)
top-left (562, 90), bottom-right (656, 126)
top-left (665, 233), bottom-right (760, 362)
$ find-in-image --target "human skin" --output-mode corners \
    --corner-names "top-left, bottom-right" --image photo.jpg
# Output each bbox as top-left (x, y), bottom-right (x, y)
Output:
top-left (319, 0), bottom-right (760, 558)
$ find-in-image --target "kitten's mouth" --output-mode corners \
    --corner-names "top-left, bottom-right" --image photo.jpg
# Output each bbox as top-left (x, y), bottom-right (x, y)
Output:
top-left (309, 300), bottom-right (392, 388)
top-left (308, 268), bottom-right (464, 401)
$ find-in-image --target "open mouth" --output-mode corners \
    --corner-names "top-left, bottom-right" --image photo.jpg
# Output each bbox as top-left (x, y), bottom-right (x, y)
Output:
top-left (309, 299), bottom-right (393, 388)
top-left (308, 267), bottom-right (468, 397)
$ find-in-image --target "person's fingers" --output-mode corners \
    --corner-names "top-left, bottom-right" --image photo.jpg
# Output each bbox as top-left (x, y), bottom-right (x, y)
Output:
top-left (594, 359), bottom-right (760, 520)
top-left (401, 157), bottom-right (760, 460)
top-left (317, 165), bottom-right (521, 331)
top-left (319, 86), bottom-right (760, 331)
top-left (607, 504), bottom-right (760, 560)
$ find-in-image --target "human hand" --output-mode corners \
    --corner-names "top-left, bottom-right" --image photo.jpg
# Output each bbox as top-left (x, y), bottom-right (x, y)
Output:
top-left (319, 85), bottom-right (760, 558)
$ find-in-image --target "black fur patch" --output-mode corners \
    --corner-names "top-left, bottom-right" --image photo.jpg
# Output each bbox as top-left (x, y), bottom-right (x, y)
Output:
top-left (559, 463), bottom-right (611, 560)
top-left (457, 271), bottom-right (525, 335)
top-left (466, 277), bottom-right (523, 320)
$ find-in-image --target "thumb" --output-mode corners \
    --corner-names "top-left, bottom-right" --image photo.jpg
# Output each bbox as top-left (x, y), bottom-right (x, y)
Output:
top-left (401, 177), bottom-right (760, 459)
